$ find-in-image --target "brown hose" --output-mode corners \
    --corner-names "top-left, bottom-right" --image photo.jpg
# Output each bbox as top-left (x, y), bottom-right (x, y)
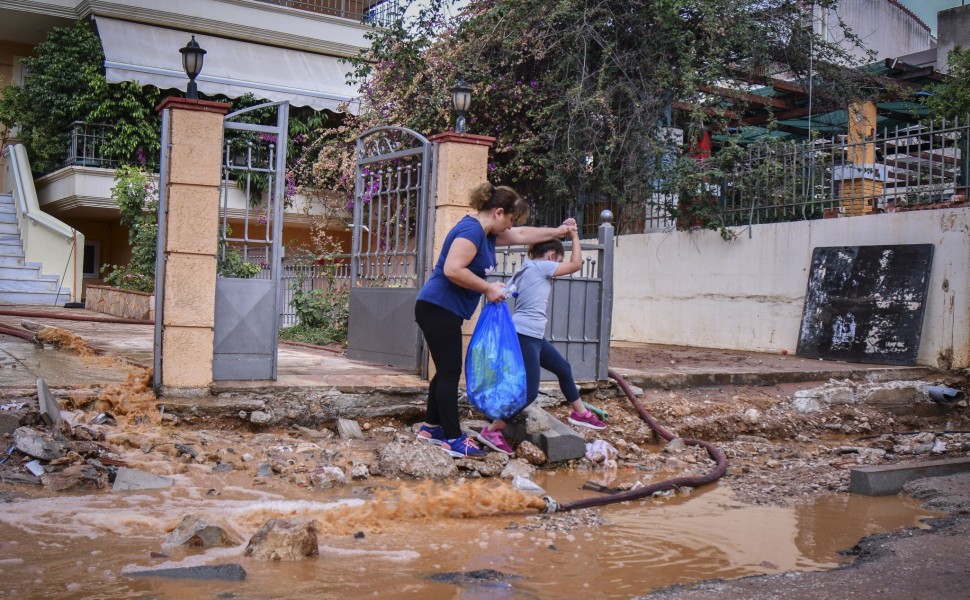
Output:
top-left (552, 369), bottom-right (728, 512)
top-left (0, 323), bottom-right (37, 342)
top-left (0, 309), bottom-right (153, 325)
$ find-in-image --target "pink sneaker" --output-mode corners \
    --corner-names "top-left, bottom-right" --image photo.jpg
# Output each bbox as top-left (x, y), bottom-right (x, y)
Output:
top-left (568, 410), bottom-right (606, 430)
top-left (476, 428), bottom-right (513, 455)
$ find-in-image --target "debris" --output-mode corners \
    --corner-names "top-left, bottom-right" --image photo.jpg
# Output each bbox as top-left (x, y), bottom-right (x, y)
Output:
top-left (511, 475), bottom-right (545, 494)
top-left (112, 467), bottom-right (174, 492)
top-left (88, 412), bottom-right (116, 426)
top-left (308, 466), bottom-right (347, 489)
top-left (337, 418), bottom-right (363, 439)
top-left (165, 514), bottom-right (241, 548)
top-left (25, 460), bottom-right (45, 477)
top-left (13, 426), bottom-right (64, 461)
top-left (244, 518), bottom-right (319, 561)
top-left (376, 439), bottom-right (457, 480)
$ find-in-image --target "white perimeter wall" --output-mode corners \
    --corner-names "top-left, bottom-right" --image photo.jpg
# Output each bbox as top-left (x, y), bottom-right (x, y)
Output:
top-left (612, 209), bottom-right (970, 369)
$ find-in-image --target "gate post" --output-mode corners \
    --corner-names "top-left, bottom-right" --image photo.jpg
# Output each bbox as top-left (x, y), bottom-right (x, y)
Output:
top-left (425, 132), bottom-right (496, 374)
top-left (154, 98), bottom-right (230, 392)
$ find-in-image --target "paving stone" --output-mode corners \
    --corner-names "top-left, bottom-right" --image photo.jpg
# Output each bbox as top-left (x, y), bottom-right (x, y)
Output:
top-left (504, 406), bottom-right (585, 463)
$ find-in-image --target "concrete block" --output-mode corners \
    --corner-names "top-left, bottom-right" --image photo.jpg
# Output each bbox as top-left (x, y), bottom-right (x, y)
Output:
top-left (504, 406), bottom-right (586, 463)
top-left (36, 378), bottom-right (62, 427)
top-left (850, 457), bottom-right (970, 496)
top-left (112, 467), bottom-right (174, 492)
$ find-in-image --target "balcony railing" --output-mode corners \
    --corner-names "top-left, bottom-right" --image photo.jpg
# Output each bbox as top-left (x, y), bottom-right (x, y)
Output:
top-left (63, 121), bottom-right (118, 170)
top-left (251, 0), bottom-right (402, 27)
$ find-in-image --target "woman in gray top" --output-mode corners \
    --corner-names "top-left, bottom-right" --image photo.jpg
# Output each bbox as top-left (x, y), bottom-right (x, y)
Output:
top-left (476, 228), bottom-right (606, 455)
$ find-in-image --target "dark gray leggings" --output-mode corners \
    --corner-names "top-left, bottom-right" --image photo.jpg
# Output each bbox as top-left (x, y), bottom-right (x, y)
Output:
top-left (518, 334), bottom-right (580, 408)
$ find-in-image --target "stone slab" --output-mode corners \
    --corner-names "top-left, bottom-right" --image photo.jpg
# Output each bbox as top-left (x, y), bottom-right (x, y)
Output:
top-left (36, 378), bottom-right (62, 427)
top-left (504, 406), bottom-right (586, 463)
top-left (125, 563), bottom-right (246, 582)
top-left (112, 467), bottom-right (175, 492)
top-left (850, 457), bottom-right (970, 496)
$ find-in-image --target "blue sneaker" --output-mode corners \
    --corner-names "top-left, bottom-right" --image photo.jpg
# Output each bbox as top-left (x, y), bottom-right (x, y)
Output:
top-left (416, 424), bottom-right (445, 444)
top-left (440, 433), bottom-right (487, 458)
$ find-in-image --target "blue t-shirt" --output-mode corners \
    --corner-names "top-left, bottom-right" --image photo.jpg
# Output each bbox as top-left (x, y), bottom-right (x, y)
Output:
top-left (417, 215), bottom-right (496, 319)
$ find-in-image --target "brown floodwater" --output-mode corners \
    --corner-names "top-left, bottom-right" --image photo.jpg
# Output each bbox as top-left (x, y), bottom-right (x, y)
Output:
top-left (0, 467), bottom-right (936, 600)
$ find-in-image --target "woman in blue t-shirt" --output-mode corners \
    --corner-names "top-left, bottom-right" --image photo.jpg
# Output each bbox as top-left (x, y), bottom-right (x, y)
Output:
top-left (415, 182), bottom-right (574, 458)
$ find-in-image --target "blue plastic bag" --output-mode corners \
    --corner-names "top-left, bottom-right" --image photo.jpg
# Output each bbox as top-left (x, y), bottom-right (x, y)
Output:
top-left (465, 301), bottom-right (527, 421)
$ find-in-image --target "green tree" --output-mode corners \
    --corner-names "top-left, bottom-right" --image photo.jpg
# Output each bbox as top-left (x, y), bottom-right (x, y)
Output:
top-left (923, 46), bottom-right (970, 121)
top-left (324, 0), bottom-right (877, 216)
top-left (0, 20), bottom-right (160, 175)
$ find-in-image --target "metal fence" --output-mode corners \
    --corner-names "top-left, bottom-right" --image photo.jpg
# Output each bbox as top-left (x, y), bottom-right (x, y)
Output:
top-left (532, 117), bottom-right (970, 234)
top-left (63, 121), bottom-right (118, 170)
top-left (277, 260), bottom-right (352, 327)
top-left (718, 117), bottom-right (970, 226)
top-left (251, 0), bottom-right (402, 26)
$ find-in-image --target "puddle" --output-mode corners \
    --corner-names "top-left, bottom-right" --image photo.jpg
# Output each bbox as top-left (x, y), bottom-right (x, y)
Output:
top-left (0, 469), bottom-right (936, 599)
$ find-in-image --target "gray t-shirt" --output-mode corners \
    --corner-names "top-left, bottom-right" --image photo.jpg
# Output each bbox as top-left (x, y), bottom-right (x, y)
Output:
top-left (510, 259), bottom-right (559, 339)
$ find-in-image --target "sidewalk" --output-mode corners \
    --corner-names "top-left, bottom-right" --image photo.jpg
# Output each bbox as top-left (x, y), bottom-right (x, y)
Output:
top-left (1, 304), bottom-right (936, 395)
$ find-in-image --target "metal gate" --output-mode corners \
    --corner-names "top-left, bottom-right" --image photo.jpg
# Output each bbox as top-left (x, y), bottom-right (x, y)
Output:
top-left (346, 126), bottom-right (433, 371)
top-left (491, 212), bottom-right (615, 381)
top-left (212, 101), bottom-right (289, 380)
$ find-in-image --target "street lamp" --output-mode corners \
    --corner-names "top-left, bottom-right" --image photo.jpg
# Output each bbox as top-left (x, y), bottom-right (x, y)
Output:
top-left (451, 78), bottom-right (472, 133)
top-left (179, 35), bottom-right (207, 100)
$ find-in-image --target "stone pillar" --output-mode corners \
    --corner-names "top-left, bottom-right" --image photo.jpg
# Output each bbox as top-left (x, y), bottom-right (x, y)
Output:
top-left (155, 98), bottom-right (229, 391)
top-left (425, 132), bottom-right (496, 377)
top-left (839, 101), bottom-right (884, 216)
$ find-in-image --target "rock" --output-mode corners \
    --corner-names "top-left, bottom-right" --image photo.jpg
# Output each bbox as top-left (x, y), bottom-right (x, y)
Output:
top-left (249, 411), bottom-right (273, 425)
top-left (511, 475), bottom-right (545, 494)
top-left (500, 459), bottom-right (536, 480)
top-left (13, 426), bottom-right (64, 461)
top-left (165, 514), bottom-right (241, 548)
top-left (309, 466), bottom-right (347, 488)
top-left (337, 418), bottom-right (363, 439)
top-left (376, 440), bottom-right (457, 480)
top-left (742, 408), bottom-right (761, 424)
top-left (112, 467), bottom-right (174, 492)
top-left (515, 440), bottom-right (546, 466)
top-left (791, 395), bottom-right (823, 414)
top-left (350, 463), bottom-right (369, 480)
top-left (295, 442), bottom-right (323, 454)
top-left (522, 405), bottom-right (552, 434)
top-left (663, 438), bottom-right (687, 454)
top-left (256, 463), bottom-right (274, 478)
top-left (0, 413), bottom-right (20, 435)
top-left (244, 518), bottom-right (319, 561)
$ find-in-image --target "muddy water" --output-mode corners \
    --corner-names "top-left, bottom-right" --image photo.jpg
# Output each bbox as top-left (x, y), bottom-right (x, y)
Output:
top-left (0, 467), bottom-right (935, 600)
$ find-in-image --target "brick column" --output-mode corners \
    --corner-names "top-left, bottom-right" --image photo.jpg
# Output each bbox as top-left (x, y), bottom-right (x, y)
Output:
top-left (155, 97), bottom-right (229, 390)
top-left (425, 132), bottom-right (496, 377)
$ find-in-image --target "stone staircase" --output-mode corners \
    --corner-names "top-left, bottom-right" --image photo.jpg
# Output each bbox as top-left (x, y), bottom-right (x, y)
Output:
top-left (0, 193), bottom-right (72, 304)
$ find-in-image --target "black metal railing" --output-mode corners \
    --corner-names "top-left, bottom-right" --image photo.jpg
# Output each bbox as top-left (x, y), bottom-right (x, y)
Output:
top-left (63, 121), bottom-right (118, 170)
top-left (250, 0), bottom-right (402, 27)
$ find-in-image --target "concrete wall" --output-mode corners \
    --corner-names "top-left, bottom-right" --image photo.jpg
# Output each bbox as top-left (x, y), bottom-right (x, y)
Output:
top-left (611, 209), bottom-right (970, 369)
top-left (937, 5), bottom-right (970, 75)
top-left (817, 0), bottom-right (932, 63)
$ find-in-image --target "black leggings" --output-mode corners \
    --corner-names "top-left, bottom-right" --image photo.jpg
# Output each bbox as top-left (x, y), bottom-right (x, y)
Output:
top-left (414, 300), bottom-right (464, 439)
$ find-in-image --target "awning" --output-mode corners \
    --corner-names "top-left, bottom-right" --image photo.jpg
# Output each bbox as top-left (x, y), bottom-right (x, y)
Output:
top-left (95, 17), bottom-right (359, 113)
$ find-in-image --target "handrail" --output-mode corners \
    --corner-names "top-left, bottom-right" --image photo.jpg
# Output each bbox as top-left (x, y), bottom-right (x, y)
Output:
top-left (1, 143), bottom-right (85, 303)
